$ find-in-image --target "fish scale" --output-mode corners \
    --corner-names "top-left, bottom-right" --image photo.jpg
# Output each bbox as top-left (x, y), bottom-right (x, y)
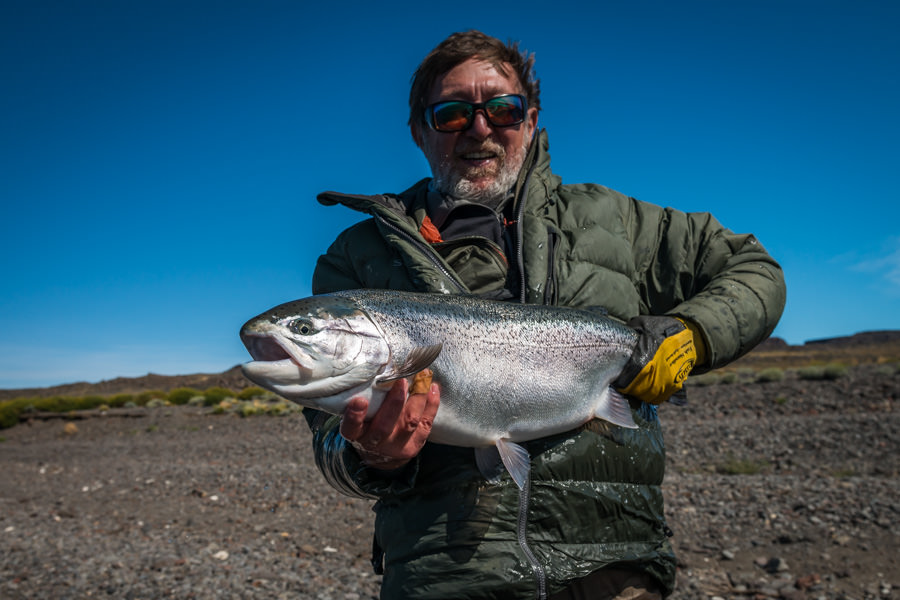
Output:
top-left (240, 289), bottom-right (639, 489)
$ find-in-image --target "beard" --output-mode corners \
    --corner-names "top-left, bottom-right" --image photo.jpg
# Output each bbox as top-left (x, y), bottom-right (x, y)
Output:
top-left (428, 137), bottom-right (529, 209)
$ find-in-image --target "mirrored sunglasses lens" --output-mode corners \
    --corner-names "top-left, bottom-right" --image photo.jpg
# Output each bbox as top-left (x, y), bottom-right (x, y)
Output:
top-left (485, 96), bottom-right (524, 126)
top-left (432, 102), bottom-right (472, 131)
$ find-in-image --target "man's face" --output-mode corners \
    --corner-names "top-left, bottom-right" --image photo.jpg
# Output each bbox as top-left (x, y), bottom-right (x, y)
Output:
top-left (412, 58), bottom-right (538, 205)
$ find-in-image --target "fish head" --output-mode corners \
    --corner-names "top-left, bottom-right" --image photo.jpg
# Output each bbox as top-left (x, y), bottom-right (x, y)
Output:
top-left (239, 294), bottom-right (390, 412)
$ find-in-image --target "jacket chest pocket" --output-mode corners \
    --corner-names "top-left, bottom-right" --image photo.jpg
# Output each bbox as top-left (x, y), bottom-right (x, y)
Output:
top-left (432, 238), bottom-right (511, 298)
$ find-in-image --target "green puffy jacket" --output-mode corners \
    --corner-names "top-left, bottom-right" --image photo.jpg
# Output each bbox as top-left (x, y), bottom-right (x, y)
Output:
top-left (307, 130), bottom-right (786, 599)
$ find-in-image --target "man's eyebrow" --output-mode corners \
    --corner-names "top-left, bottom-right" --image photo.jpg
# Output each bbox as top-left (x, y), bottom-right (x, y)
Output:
top-left (435, 88), bottom-right (518, 102)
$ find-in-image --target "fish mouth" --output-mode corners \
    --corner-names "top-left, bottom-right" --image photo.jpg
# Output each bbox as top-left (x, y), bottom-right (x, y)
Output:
top-left (241, 332), bottom-right (292, 362)
top-left (240, 332), bottom-right (314, 387)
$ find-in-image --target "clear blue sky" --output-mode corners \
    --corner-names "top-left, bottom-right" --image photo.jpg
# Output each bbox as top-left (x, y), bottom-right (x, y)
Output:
top-left (2, 1), bottom-right (898, 389)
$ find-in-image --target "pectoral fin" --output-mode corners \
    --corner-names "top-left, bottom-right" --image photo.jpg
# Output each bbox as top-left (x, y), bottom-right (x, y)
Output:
top-left (376, 343), bottom-right (443, 384)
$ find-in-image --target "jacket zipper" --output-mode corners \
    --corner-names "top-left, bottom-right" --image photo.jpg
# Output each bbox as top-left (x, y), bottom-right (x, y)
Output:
top-left (518, 476), bottom-right (548, 600)
top-left (374, 212), bottom-right (468, 294)
top-left (543, 228), bottom-right (560, 305)
top-left (515, 158), bottom-right (539, 304)
top-left (510, 157), bottom-right (549, 599)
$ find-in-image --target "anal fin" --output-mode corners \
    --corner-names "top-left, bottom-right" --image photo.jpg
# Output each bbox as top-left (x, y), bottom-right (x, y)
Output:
top-left (474, 446), bottom-right (505, 484)
top-left (496, 439), bottom-right (531, 490)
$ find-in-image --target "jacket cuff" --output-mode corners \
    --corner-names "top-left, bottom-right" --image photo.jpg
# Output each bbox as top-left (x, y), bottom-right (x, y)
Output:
top-left (675, 318), bottom-right (708, 367)
top-left (304, 409), bottom-right (419, 498)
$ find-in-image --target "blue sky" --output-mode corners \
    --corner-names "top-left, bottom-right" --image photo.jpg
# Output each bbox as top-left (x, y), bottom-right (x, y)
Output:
top-left (2, 1), bottom-right (898, 389)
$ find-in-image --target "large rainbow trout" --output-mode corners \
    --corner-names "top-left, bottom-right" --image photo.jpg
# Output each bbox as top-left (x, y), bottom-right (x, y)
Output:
top-left (240, 289), bottom-right (639, 488)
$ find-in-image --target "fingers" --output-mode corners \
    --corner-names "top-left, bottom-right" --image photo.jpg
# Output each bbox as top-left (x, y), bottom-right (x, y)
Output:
top-left (396, 381), bottom-right (439, 461)
top-left (339, 373), bottom-right (442, 470)
top-left (421, 383), bottom-right (439, 428)
top-left (339, 396), bottom-right (369, 441)
top-left (402, 372), bottom-right (430, 432)
top-left (365, 378), bottom-right (409, 444)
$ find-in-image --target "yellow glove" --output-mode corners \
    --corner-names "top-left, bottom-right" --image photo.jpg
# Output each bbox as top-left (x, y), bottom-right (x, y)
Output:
top-left (615, 316), bottom-right (705, 405)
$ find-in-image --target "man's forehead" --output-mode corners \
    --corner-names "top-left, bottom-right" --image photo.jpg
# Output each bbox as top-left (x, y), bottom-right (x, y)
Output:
top-left (429, 58), bottom-right (521, 101)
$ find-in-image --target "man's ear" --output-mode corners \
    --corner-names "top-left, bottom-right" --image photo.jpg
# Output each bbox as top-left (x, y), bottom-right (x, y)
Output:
top-left (410, 123), bottom-right (424, 149)
top-left (525, 107), bottom-right (539, 141)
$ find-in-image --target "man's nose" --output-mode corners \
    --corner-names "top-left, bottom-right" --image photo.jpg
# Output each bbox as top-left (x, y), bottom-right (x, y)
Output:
top-left (466, 110), bottom-right (493, 139)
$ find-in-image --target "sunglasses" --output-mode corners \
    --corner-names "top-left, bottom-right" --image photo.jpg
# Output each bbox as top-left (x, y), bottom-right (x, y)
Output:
top-left (425, 94), bottom-right (527, 132)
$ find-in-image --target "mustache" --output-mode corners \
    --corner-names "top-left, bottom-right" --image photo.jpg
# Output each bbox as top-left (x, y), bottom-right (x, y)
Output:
top-left (455, 140), bottom-right (506, 158)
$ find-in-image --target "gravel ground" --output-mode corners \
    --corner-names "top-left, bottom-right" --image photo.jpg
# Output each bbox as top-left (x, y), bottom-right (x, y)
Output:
top-left (1, 363), bottom-right (898, 599)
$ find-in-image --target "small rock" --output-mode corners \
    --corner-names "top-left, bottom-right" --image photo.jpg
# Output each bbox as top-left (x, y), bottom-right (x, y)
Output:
top-left (762, 557), bottom-right (789, 574)
top-left (212, 550), bottom-right (229, 561)
top-left (833, 534), bottom-right (852, 546)
top-left (795, 574), bottom-right (821, 590)
top-left (720, 550), bottom-right (735, 560)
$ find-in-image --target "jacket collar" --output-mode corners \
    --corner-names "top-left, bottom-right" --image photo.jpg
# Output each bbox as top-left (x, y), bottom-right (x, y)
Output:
top-left (315, 128), bottom-right (554, 221)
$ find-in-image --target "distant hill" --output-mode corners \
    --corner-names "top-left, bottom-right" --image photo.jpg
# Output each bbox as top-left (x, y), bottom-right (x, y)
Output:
top-left (2, 331), bottom-right (898, 402)
top-left (803, 330), bottom-right (900, 347)
top-left (0, 366), bottom-right (252, 402)
top-left (729, 330), bottom-right (900, 370)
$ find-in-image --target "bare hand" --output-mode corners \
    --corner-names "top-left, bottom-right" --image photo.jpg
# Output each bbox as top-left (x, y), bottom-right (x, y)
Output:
top-left (340, 371), bottom-right (440, 470)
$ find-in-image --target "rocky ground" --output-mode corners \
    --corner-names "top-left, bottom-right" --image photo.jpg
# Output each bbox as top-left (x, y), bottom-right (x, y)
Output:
top-left (661, 363), bottom-right (898, 600)
top-left (1, 360), bottom-right (898, 599)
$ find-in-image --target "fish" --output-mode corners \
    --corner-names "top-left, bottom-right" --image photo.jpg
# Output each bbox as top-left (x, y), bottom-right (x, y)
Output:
top-left (239, 289), bottom-right (639, 489)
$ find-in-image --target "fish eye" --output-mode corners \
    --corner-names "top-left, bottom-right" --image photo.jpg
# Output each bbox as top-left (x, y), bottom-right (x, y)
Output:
top-left (288, 319), bottom-right (315, 335)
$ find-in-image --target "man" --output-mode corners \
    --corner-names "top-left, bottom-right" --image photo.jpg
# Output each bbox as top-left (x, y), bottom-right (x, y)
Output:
top-left (306, 31), bottom-right (786, 599)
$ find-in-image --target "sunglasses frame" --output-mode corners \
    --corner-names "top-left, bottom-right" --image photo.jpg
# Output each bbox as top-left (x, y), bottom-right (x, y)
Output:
top-left (425, 94), bottom-right (527, 133)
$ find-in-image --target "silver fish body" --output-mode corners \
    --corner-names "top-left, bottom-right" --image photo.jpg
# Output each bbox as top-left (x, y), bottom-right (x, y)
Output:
top-left (240, 289), bottom-right (638, 488)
